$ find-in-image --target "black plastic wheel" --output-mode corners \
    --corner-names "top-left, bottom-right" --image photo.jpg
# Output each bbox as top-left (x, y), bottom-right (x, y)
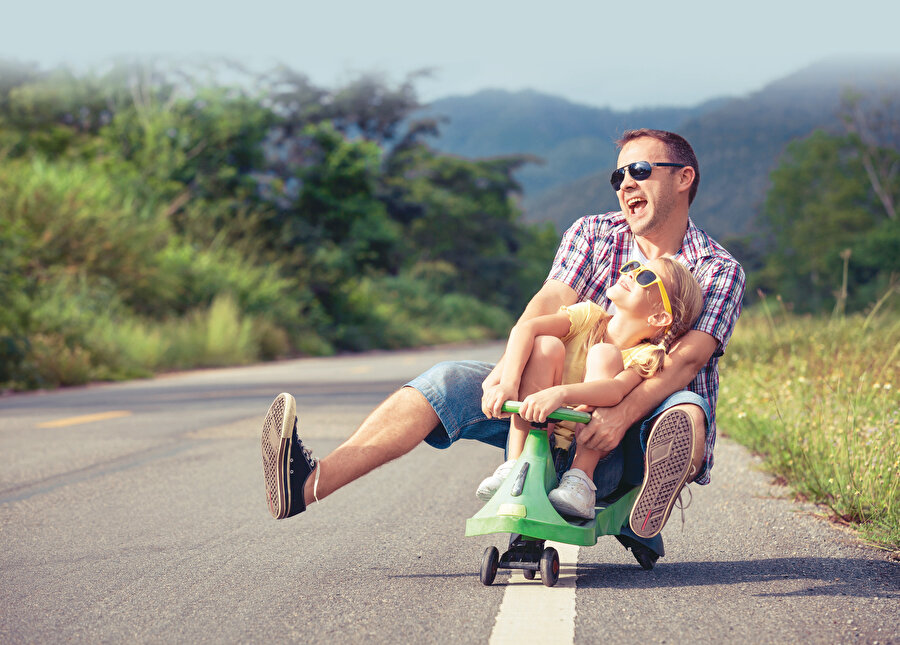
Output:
top-left (480, 546), bottom-right (500, 585)
top-left (615, 534), bottom-right (660, 570)
top-left (522, 569), bottom-right (536, 580)
top-left (539, 547), bottom-right (560, 587)
top-left (631, 544), bottom-right (659, 570)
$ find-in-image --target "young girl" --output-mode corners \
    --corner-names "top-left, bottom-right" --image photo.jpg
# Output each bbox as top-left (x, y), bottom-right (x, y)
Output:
top-left (477, 257), bottom-right (703, 520)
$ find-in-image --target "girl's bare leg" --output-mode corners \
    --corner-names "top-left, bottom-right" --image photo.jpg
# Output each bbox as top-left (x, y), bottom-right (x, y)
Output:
top-left (570, 343), bottom-right (622, 477)
top-left (506, 335), bottom-right (566, 458)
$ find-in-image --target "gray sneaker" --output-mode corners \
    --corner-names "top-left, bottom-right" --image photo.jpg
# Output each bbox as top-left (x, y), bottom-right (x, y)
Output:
top-left (476, 459), bottom-right (517, 501)
top-left (629, 408), bottom-right (696, 538)
top-left (549, 468), bottom-right (597, 519)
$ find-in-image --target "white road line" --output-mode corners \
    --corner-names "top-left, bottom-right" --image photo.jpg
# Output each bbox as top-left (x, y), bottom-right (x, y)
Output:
top-left (488, 542), bottom-right (579, 645)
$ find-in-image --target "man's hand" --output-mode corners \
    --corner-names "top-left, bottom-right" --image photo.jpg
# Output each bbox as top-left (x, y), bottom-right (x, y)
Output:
top-left (574, 404), bottom-right (631, 452)
top-left (519, 386), bottom-right (566, 423)
top-left (572, 331), bottom-right (719, 451)
top-left (482, 383), bottom-right (518, 419)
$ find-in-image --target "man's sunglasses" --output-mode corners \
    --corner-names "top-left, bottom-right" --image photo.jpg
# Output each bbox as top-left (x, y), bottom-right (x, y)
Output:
top-left (619, 260), bottom-right (672, 319)
top-left (610, 161), bottom-right (686, 191)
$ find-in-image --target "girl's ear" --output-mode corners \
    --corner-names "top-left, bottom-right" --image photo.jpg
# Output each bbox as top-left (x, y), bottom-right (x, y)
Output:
top-left (647, 311), bottom-right (672, 329)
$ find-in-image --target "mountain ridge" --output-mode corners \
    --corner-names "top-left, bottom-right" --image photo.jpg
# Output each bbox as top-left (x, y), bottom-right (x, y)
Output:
top-left (418, 57), bottom-right (900, 240)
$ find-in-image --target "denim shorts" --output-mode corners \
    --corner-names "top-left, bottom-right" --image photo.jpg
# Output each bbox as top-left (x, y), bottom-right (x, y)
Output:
top-left (405, 360), bottom-right (711, 498)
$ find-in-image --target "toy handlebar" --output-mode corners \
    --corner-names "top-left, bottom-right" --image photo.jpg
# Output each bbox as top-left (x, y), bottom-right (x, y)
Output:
top-left (501, 401), bottom-right (592, 424)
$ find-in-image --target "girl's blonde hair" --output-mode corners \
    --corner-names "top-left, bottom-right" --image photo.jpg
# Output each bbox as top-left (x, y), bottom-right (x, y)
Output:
top-left (588, 257), bottom-right (703, 378)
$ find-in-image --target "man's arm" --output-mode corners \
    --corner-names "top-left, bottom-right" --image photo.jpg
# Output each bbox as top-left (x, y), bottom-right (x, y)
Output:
top-left (574, 330), bottom-right (718, 452)
top-left (517, 279), bottom-right (579, 322)
top-left (482, 280), bottom-right (578, 391)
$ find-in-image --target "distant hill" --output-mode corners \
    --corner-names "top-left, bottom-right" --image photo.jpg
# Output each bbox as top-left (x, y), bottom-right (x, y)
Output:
top-left (417, 89), bottom-right (722, 206)
top-left (418, 57), bottom-right (900, 241)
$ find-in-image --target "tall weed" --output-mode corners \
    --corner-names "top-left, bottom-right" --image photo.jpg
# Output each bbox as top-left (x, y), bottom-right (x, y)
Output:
top-left (719, 302), bottom-right (900, 549)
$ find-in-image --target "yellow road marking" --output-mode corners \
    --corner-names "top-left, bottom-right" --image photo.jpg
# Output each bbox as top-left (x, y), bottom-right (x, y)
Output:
top-left (37, 411), bottom-right (132, 428)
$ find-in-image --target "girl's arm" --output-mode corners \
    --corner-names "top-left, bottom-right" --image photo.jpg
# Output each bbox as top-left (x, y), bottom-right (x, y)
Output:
top-left (518, 343), bottom-right (642, 423)
top-left (518, 370), bottom-right (643, 423)
top-left (482, 280), bottom-right (578, 391)
top-left (481, 310), bottom-right (572, 418)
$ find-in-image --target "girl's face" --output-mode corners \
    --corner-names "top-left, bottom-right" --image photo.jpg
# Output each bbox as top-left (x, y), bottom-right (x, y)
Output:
top-left (607, 258), bottom-right (672, 326)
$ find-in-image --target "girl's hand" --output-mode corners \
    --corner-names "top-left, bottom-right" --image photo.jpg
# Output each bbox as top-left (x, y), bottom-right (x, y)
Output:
top-left (519, 387), bottom-right (566, 423)
top-left (482, 384), bottom-right (518, 419)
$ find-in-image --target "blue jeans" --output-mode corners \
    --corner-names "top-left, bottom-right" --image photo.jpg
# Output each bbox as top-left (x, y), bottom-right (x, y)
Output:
top-left (406, 360), bottom-right (711, 499)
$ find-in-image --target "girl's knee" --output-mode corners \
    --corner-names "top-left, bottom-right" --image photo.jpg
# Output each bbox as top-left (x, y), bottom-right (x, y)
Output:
top-left (531, 335), bottom-right (566, 363)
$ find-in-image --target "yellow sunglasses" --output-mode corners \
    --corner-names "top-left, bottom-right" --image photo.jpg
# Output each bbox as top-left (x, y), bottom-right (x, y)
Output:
top-left (619, 260), bottom-right (672, 319)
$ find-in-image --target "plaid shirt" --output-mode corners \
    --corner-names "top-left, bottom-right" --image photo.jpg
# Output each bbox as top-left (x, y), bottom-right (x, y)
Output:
top-left (547, 211), bottom-right (746, 484)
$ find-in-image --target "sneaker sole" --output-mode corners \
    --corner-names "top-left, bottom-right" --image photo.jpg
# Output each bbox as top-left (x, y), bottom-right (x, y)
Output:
top-left (629, 409), bottom-right (695, 539)
top-left (261, 393), bottom-right (296, 519)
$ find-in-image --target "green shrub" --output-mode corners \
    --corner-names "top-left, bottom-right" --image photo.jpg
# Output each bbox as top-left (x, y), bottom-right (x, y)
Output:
top-left (329, 272), bottom-right (513, 352)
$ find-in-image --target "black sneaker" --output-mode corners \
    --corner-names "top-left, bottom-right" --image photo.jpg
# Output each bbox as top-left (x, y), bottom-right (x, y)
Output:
top-left (261, 393), bottom-right (317, 519)
top-left (629, 408), bottom-right (696, 539)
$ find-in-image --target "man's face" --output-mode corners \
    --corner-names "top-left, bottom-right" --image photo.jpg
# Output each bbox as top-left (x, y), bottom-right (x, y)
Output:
top-left (614, 137), bottom-right (681, 237)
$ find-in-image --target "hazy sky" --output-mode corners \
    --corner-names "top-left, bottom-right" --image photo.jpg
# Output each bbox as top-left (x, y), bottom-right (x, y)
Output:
top-left (3, 0), bottom-right (899, 110)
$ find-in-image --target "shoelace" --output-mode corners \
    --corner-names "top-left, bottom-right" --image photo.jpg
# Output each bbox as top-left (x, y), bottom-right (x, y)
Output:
top-left (674, 466), bottom-right (697, 530)
top-left (313, 461), bottom-right (321, 504)
top-left (296, 442), bottom-right (320, 504)
top-left (675, 485), bottom-right (692, 530)
top-left (300, 444), bottom-right (316, 468)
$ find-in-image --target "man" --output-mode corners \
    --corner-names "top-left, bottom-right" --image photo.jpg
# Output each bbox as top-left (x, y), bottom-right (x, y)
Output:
top-left (261, 129), bottom-right (745, 543)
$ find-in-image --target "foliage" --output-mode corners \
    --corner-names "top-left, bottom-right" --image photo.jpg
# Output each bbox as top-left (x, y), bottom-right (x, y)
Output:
top-left (382, 139), bottom-right (544, 312)
top-left (0, 59), bottom-right (555, 390)
top-left (719, 301), bottom-right (900, 550)
top-left (753, 103), bottom-right (900, 314)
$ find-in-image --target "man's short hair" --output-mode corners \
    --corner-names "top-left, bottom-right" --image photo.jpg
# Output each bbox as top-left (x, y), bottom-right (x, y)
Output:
top-left (617, 129), bottom-right (700, 205)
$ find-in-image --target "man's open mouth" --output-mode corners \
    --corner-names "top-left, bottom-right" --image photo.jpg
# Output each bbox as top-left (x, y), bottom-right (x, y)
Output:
top-left (627, 197), bottom-right (647, 215)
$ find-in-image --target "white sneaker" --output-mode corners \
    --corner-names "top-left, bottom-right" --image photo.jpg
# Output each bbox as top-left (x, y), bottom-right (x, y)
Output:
top-left (476, 459), bottom-right (517, 501)
top-left (549, 469), bottom-right (597, 519)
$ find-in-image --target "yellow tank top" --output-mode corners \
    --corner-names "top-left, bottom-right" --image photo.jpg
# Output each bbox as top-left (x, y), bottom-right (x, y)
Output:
top-left (552, 302), bottom-right (649, 449)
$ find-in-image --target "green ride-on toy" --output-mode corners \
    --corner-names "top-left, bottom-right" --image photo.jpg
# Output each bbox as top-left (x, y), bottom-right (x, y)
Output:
top-left (466, 401), bottom-right (664, 587)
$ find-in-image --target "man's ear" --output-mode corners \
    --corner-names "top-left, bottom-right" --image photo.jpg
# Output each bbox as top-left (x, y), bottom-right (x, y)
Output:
top-left (677, 166), bottom-right (695, 195)
top-left (647, 311), bottom-right (672, 329)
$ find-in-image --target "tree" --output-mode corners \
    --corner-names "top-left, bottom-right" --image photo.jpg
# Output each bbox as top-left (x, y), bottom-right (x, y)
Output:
top-left (756, 112), bottom-right (899, 312)
top-left (842, 92), bottom-right (899, 222)
top-left (381, 138), bottom-right (544, 311)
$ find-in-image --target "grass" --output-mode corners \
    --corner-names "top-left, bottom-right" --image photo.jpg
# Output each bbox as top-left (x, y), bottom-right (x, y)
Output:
top-left (717, 296), bottom-right (900, 551)
top-left (4, 275), bottom-right (513, 391)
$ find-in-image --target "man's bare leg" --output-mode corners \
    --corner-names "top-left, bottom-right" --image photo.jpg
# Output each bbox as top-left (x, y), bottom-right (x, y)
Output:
top-left (302, 386), bottom-right (439, 504)
top-left (677, 402), bottom-right (707, 476)
top-left (262, 387), bottom-right (439, 519)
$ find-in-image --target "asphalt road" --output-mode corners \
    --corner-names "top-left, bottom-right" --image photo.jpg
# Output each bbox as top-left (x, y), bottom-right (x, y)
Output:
top-left (1, 343), bottom-right (897, 644)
